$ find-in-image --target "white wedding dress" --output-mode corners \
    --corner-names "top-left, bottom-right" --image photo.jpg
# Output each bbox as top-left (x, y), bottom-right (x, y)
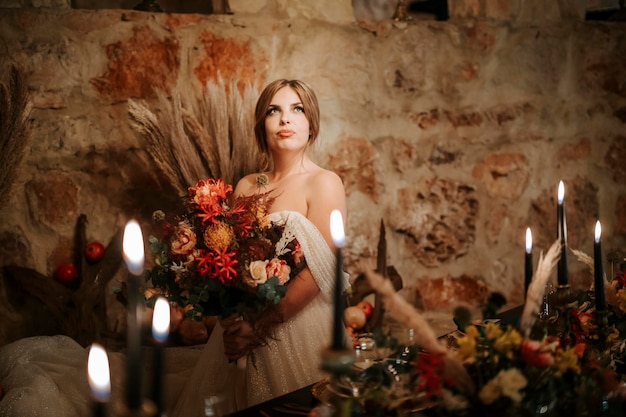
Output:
top-left (0, 211), bottom-right (348, 417)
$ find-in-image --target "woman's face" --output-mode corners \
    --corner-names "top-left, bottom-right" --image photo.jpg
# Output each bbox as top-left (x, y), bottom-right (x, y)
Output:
top-left (264, 86), bottom-right (310, 154)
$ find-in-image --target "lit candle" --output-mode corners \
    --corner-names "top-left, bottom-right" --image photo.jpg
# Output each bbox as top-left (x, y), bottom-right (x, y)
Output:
top-left (151, 297), bottom-right (170, 415)
top-left (594, 221), bottom-right (607, 311)
top-left (88, 343), bottom-right (111, 417)
top-left (525, 227), bottom-right (533, 300)
top-left (556, 181), bottom-right (569, 286)
top-left (122, 220), bottom-right (145, 411)
top-left (330, 210), bottom-right (346, 350)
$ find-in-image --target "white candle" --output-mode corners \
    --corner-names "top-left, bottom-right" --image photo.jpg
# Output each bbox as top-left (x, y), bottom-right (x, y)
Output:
top-left (122, 220), bottom-right (145, 410)
top-left (330, 210), bottom-right (346, 350)
top-left (88, 343), bottom-right (110, 417)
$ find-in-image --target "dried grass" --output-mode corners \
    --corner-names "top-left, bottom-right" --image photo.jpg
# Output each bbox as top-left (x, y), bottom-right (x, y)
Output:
top-left (0, 66), bottom-right (32, 210)
top-left (520, 240), bottom-right (561, 337)
top-left (364, 270), bottom-right (475, 394)
top-left (128, 78), bottom-right (260, 193)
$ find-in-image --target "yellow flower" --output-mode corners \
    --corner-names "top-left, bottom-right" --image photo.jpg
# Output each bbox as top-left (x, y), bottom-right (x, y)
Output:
top-left (493, 328), bottom-right (522, 358)
top-left (485, 322), bottom-right (503, 340)
top-left (457, 327), bottom-right (478, 363)
top-left (556, 347), bottom-right (581, 375)
top-left (606, 326), bottom-right (620, 345)
top-left (465, 325), bottom-right (479, 339)
top-left (203, 222), bottom-right (234, 251)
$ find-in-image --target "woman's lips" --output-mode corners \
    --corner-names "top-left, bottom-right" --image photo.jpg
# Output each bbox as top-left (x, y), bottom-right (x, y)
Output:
top-left (277, 129), bottom-right (294, 138)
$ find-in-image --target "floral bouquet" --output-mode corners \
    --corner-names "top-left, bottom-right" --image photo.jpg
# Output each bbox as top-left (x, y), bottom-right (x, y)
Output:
top-left (144, 178), bottom-right (306, 331)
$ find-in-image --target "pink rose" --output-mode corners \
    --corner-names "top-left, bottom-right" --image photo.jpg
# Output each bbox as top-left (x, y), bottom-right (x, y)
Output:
top-left (266, 258), bottom-right (291, 285)
top-left (292, 241), bottom-right (304, 265)
top-left (170, 222), bottom-right (197, 256)
top-left (520, 339), bottom-right (555, 367)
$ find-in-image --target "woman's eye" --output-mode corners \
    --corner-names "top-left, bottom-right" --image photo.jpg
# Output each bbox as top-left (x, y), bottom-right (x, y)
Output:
top-left (294, 105), bottom-right (305, 113)
top-left (266, 107), bottom-right (279, 116)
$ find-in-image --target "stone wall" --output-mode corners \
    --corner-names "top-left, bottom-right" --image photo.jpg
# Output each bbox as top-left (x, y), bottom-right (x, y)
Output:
top-left (0, 0), bottom-right (625, 345)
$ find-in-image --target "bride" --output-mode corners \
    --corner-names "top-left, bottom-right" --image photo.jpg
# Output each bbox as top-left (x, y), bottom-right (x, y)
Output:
top-left (0, 79), bottom-right (349, 417)
top-left (171, 78), bottom-right (348, 415)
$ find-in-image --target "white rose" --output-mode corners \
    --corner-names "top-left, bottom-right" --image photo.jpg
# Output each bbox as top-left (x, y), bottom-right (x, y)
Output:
top-left (478, 378), bottom-right (501, 405)
top-left (498, 368), bottom-right (527, 404)
top-left (246, 260), bottom-right (268, 286)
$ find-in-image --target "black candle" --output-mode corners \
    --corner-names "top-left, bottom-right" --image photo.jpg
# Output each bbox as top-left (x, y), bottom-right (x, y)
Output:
top-left (87, 344), bottom-right (110, 417)
top-left (556, 181), bottom-right (569, 286)
top-left (525, 227), bottom-right (533, 300)
top-left (330, 210), bottom-right (346, 350)
top-left (151, 297), bottom-right (170, 415)
top-left (594, 221), bottom-right (607, 311)
top-left (122, 220), bottom-right (145, 411)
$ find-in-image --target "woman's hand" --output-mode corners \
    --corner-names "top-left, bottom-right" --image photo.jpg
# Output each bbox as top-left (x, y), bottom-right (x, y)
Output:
top-left (223, 319), bottom-right (256, 361)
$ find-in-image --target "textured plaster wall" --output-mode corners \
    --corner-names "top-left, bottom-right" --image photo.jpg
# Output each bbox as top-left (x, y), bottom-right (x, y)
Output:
top-left (0, 0), bottom-right (625, 344)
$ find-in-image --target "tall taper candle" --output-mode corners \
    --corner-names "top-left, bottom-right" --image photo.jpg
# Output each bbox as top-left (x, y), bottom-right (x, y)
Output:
top-left (151, 297), bottom-right (170, 416)
top-left (330, 210), bottom-right (346, 350)
top-left (122, 220), bottom-right (145, 411)
top-left (556, 181), bottom-right (569, 286)
top-left (87, 343), bottom-right (111, 417)
top-left (525, 227), bottom-right (533, 299)
top-left (594, 221), bottom-right (607, 311)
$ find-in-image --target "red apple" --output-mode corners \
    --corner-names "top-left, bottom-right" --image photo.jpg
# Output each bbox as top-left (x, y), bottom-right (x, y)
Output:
top-left (356, 301), bottom-right (374, 319)
top-left (85, 241), bottom-right (105, 263)
top-left (344, 306), bottom-right (367, 330)
top-left (55, 263), bottom-right (77, 283)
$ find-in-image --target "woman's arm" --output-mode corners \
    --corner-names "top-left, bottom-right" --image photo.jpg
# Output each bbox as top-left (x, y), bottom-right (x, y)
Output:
top-left (223, 267), bottom-right (320, 360)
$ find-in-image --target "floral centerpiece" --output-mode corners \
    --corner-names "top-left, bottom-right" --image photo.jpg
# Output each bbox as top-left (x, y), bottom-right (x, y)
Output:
top-left (144, 178), bottom-right (305, 337)
top-left (333, 241), bottom-right (626, 417)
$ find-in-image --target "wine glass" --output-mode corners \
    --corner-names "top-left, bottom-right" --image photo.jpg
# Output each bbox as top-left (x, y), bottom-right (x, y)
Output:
top-left (337, 333), bottom-right (384, 404)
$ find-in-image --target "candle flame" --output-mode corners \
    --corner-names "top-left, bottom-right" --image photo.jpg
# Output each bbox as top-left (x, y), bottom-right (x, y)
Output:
top-left (87, 343), bottom-right (111, 401)
top-left (595, 220), bottom-right (601, 243)
top-left (557, 181), bottom-right (564, 204)
top-left (526, 228), bottom-right (532, 253)
top-left (123, 220), bottom-right (145, 275)
top-left (152, 297), bottom-right (170, 343)
top-left (330, 210), bottom-right (345, 248)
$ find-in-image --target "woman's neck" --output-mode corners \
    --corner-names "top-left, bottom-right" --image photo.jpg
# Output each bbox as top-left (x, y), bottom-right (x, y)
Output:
top-left (268, 153), bottom-right (313, 182)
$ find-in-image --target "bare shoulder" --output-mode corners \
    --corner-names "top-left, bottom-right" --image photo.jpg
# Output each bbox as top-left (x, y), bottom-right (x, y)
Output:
top-left (308, 168), bottom-right (344, 191)
top-left (306, 168), bottom-right (346, 204)
top-left (234, 173), bottom-right (261, 196)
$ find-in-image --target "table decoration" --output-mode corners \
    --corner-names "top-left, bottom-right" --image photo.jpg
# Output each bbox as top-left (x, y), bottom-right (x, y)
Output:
top-left (317, 233), bottom-right (626, 417)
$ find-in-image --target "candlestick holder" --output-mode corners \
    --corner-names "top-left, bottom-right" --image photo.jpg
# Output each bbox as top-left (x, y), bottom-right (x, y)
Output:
top-left (320, 347), bottom-right (354, 375)
top-left (553, 284), bottom-right (574, 309)
top-left (594, 309), bottom-right (609, 329)
top-left (112, 399), bottom-right (157, 417)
